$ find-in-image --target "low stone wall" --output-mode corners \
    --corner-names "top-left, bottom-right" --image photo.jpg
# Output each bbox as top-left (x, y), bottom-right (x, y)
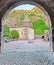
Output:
top-left (10, 27), bottom-right (34, 40)
top-left (35, 35), bottom-right (42, 39)
top-left (10, 27), bottom-right (26, 40)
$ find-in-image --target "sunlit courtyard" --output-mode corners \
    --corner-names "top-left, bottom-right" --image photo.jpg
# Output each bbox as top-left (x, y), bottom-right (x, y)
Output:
top-left (3, 39), bottom-right (50, 51)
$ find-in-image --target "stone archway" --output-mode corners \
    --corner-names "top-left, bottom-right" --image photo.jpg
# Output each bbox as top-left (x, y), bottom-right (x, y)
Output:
top-left (0, 0), bottom-right (54, 52)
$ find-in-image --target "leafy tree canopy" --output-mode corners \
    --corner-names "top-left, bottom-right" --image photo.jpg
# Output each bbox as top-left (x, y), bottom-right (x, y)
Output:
top-left (4, 24), bottom-right (10, 36)
top-left (32, 19), bottom-right (49, 35)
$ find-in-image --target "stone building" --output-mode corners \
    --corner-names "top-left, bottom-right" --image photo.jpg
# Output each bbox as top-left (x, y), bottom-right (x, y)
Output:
top-left (10, 16), bottom-right (34, 40)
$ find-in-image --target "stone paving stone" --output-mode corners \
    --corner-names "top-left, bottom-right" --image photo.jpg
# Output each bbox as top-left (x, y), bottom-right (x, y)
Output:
top-left (0, 51), bottom-right (54, 65)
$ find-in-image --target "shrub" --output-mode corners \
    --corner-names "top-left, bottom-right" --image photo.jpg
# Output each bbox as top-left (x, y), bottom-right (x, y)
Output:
top-left (11, 30), bottom-right (19, 39)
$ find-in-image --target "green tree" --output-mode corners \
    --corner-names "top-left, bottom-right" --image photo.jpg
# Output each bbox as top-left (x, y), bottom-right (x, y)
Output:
top-left (11, 30), bottom-right (19, 39)
top-left (4, 24), bottom-right (10, 36)
top-left (4, 24), bottom-right (13, 41)
top-left (32, 19), bottom-right (49, 35)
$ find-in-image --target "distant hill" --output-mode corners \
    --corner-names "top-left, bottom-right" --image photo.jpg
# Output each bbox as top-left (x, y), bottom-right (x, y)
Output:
top-left (5, 7), bottom-right (49, 27)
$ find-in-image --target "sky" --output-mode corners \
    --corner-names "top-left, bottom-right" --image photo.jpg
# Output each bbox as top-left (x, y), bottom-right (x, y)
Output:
top-left (13, 4), bottom-right (35, 10)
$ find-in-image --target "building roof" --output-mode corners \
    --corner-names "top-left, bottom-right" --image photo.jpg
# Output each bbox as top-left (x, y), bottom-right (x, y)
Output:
top-left (20, 16), bottom-right (32, 28)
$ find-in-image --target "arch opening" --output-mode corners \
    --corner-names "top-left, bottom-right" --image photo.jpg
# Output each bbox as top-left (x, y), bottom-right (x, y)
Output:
top-left (1, 1), bottom-right (53, 52)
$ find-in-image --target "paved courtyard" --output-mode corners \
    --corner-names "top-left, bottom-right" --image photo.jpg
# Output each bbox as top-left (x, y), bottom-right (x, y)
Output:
top-left (0, 51), bottom-right (54, 65)
top-left (0, 39), bottom-right (54, 65)
top-left (3, 39), bottom-right (50, 51)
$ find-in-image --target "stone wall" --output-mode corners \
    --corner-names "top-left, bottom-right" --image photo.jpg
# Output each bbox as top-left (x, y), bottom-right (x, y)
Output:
top-left (10, 27), bottom-right (34, 40)
top-left (10, 27), bottom-right (26, 40)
